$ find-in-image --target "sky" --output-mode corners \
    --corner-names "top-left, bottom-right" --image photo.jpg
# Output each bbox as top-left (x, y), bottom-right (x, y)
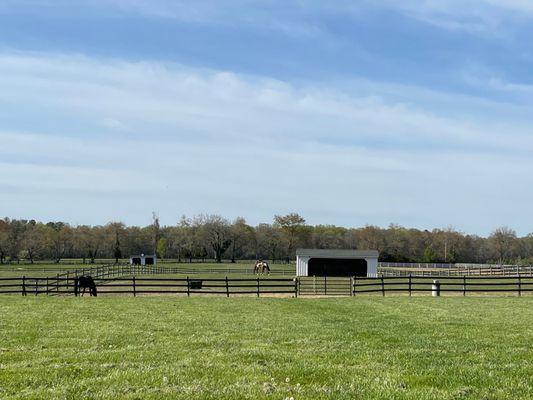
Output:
top-left (1, 1), bottom-right (533, 235)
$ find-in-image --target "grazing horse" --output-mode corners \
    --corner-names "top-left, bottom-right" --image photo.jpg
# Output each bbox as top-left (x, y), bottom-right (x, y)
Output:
top-left (74, 276), bottom-right (98, 297)
top-left (253, 260), bottom-right (270, 275)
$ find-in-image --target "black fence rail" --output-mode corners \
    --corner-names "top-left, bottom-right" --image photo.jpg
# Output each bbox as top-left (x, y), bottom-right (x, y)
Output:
top-left (298, 275), bottom-right (533, 296)
top-left (3, 274), bottom-right (532, 298)
top-left (0, 276), bottom-right (297, 297)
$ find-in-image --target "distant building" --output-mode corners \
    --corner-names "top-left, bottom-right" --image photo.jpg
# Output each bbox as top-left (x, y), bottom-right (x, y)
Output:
top-left (130, 254), bottom-right (157, 266)
top-left (296, 249), bottom-right (378, 277)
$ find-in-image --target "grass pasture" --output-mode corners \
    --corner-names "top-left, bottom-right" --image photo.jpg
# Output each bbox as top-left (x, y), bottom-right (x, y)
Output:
top-left (0, 297), bottom-right (532, 399)
top-left (0, 262), bottom-right (294, 278)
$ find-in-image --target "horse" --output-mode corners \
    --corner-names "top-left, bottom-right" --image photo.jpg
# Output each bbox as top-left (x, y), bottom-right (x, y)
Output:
top-left (74, 276), bottom-right (98, 297)
top-left (253, 260), bottom-right (270, 275)
top-left (261, 261), bottom-right (270, 274)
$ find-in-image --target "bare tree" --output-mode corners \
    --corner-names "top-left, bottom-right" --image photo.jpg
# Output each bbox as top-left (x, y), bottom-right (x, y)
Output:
top-left (273, 213), bottom-right (307, 262)
top-left (198, 215), bottom-right (231, 263)
top-left (21, 221), bottom-right (45, 264)
top-left (0, 218), bottom-right (9, 264)
top-left (45, 222), bottom-right (72, 263)
top-left (489, 227), bottom-right (517, 265)
top-left (152, 212), bottom-right (161, 255)
top-left (229, 217), bottom-right (254, 263)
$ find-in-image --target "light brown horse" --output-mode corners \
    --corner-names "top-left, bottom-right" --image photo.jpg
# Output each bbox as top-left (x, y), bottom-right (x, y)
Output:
top-left (253, 260), bottom-right (270, 275)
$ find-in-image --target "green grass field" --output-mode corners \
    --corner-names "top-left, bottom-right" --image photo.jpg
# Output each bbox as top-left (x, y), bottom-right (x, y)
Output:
top-left (0, 262), bottom-right (294, 278)
top-left (0, 297), bottom-right (531, 399)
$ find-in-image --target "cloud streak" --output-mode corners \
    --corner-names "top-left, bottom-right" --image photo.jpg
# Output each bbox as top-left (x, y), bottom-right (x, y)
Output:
top-left (0, 52), bottom-right (532, 234)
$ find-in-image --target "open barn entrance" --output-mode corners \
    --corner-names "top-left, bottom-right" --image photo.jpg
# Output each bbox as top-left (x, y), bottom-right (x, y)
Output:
top-left (308, 258), bottom-right (367, 277)
top-left (144, 257), bottom-right (154, 265)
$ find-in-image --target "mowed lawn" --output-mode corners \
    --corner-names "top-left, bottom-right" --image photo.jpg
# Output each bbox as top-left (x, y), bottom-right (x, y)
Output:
top-left (0, 298), bottom-right (532, 399)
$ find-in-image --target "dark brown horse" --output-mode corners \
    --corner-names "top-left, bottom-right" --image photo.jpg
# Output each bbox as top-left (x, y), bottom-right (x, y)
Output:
top-left (74, 276), bottom-right (97, 297)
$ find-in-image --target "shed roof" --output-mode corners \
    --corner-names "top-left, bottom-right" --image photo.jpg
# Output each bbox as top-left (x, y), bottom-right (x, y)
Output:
top-left (296, 249), bottom-right (379, 258)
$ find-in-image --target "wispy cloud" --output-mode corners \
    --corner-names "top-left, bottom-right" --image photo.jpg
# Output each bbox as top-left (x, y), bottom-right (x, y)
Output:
top-left (1, 52), bottom-right (532, 233)
top-left (375, 0), bottom-right (533, 33)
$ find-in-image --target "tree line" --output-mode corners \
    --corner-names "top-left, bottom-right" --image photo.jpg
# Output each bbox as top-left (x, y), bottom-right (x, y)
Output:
top-left (0, 213), bottom-right (531, 265)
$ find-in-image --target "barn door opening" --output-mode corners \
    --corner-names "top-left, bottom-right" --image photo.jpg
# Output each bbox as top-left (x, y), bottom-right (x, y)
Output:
top-left (308, 258), bottom-right (367, 277)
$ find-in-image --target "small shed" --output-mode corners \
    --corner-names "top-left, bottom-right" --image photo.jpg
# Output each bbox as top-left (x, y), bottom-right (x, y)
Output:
top-left (130, 254), bottom-right (157, 266)
top-left (296, 249), bottom-right (379, 277)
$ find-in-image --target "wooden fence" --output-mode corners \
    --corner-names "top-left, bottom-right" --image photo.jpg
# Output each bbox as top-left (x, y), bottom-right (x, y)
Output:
top-left (297, 275), bottom-right (533, 296)
top-left (2, 266), bottom-right (532, 297)
top-left (0, 276), bottom-right (297, 297)
top-left (378, 263), bottom-right (533, 277)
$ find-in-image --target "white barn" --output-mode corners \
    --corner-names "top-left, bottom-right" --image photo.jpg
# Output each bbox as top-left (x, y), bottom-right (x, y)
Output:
top-left (296, 249), bottom-right (379, 277)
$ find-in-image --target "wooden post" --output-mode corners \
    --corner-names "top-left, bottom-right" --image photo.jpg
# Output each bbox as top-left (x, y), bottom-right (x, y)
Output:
top-left (133, 276), bottom-right (136, 297)
top-left (313, 275), bottom-right (316, 295)
top-left (381, 276), bottom-right (385, 297)
top-left (350, 276), bottom-right (354, 297)
top-left (463, 276), bottom-right (466, 296)
top-left (186, 276), bottom-right (190, 297)
top-left (22, 276), bottom-right (27, 296)
top-left (46, 277), bottom-right (49, 295)
top-left (353, 275), bottom-right (357, 296)
top-left (56, 274), bottom-right (59, 293)
top-left (257, 277), bottom-right (260, 297)
top-left (35, 278), bottom-right (38, 296)
top-left (294, 278), bottom-right (298, 298)
top-left (408, 274), bottom-right (412, 297)
top-left (225, 276), bottom-right (230, 298)
top-left (518, 275), bottom-right (521, 297)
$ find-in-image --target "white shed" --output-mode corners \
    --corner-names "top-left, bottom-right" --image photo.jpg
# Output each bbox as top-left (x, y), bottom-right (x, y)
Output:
top-left (130, 254), bottom-right (157, 266)
top-left (296, 249), bottom-right (379, 277)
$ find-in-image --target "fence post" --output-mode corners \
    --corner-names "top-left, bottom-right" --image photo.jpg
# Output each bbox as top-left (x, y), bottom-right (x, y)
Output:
top-left (350, 276), bottom-right (354, 297)
top-left (313, 275), bottom-right (316, 295)
top-left (22, 276), bottom-right (26, 296)
top-left (186, 276), bottom-right (190, 297)
top-left (133, 276), bottom-right (136, 297)
top-left (408, 274), bottom-right (412, 297)
top-left (46, 277), bottom-right (49, 295)
top-left (518, 275), bottom-right (521, 297)
top-left (225, 276), bottom-right (230, 298)
top-left (56, 274), bottom-right (59, 293)
top-left (353, 275), bottom-right (357, 296)
top-left (381, 276), bottom-right (385, 297)
top-left (463, 276), bottom-right (466, 296)
top-left (294, 278), bottom-right (298, 298)
top-left (34, 278), bottom-right (38, 296)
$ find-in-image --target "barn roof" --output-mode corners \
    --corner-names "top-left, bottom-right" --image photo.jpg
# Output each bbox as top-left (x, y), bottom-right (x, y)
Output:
top-left (296, 249), bottom-right (379, 258)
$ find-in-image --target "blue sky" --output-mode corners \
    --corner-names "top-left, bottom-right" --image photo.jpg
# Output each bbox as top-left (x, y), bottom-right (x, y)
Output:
top-left (1, 1), bottom-right (533, 235)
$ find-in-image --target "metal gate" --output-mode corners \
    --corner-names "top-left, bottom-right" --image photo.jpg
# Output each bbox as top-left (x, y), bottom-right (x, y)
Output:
top-left (298, 276), bottom-right (352, 296)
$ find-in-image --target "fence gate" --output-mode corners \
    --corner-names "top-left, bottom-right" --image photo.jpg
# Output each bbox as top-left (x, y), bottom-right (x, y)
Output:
top-left (298, 276), bottom-right (352, 296)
